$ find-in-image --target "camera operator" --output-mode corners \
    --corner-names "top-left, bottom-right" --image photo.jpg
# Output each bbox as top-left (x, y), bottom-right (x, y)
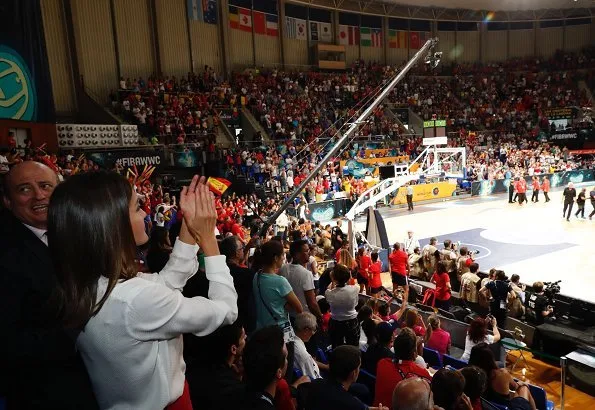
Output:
top-left (480, 270), bottom-right (516, 328)
top-left (440, 240), bottom-right (459, 291)
top-left (525, 282), bottom-right (554, 325)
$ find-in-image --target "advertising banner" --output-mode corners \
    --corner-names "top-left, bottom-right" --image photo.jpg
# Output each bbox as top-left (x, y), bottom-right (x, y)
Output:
top-left (543, 107), bottom-right (575, 120)
top-left (86, 147), bottom-right (165, 172)
top-left (341, 156), bottom-right (408, 177)
top-left (392, 181), bottom-right (457, 205)
top-left (172, 146), bottom-right (204, 168)
top-left (548, 131), bottom-right (584, 150)
top-left (471, 170), bottom-right (595, 196)
top-left (0, 0), bottom-right (55, 121)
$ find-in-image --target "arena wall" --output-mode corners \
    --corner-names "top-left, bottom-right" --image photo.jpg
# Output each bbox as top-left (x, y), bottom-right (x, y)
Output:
top-left (40, 0), bottom-right (76, 114)
top-left (190, 21), bottom-right (223, 73)
top-left (485, 30), bottom-right (508, 62)
top-left (154, 0), bottom-right (191, 76)
top-left (537, 26), bottom-right (564, 58)
top-left (437, 30), bottom-right (456, 63)
top-left (457, 31), bottom-right (480, 63)
top-left (70, 0), bottom-right (119, 100)
top-left (509, 29), bottom-right (535, 59)
top-left (113, 0), bottom-right (155, 79)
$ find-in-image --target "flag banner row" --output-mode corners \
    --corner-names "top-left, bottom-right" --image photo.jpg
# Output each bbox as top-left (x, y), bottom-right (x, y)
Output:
top-left (229, 5), bottom-right (278, 36)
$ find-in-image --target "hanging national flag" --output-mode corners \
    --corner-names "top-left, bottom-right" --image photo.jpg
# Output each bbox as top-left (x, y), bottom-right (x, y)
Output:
top-left (339, 25), bottom-right (359, 46)
top-left (266, 13), bottom-right (278, 36)
top-left (188, 0), bottom-right (217, 24)
top-left (360, 27), bottom-right (371, 47)
top-left (309, 21), bottom-right (319, 41)
top-left (207, 177), bottom-right (232, 196)
top-left (296, 19), bottom-right (307, 40)
top-left (371, 28), bottom-right (382, 47)
top-left (253, 10), bottom-right (266, 35)
top-left (409, 31), bottom-right (420, 49)
top-left (320, 22), bottom-right (332, 42)
top-left (388, 30), bottom-right (408, 48)
top-left (285, 16), bottom-right (306, 40)
top-left (228, 5), bottom-right (239, 29)
top-left (238, 7), bottom-right (252, 32)
top-left (188, 0), bottom-right (202, 21)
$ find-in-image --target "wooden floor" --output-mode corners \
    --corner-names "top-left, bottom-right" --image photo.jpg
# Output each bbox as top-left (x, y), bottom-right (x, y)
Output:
top-left (505, 350), bottom-right (594, 409)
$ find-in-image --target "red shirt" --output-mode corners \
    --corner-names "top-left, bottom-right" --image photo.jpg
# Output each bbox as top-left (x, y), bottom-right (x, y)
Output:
top-left (542, 179), bottom-right (550, 192)
top-left (358, 254), bottom-right (371, 275)
top-left (388, 250), bottom-right (408, 275)
top-left (431, 272), bottom-right (451, 301)
top-left (517, 180), bottom-right (527, 194)
top-left (274, 378), bottom-right (294, 410)
top-left (374, 359), bottom-right (431, 409)
top-left (231, 223), bottom-right (244, 240)
top-left (369, 261), bottom-right (382, 288)
top-left (426, 327), bottom-right (451, 357)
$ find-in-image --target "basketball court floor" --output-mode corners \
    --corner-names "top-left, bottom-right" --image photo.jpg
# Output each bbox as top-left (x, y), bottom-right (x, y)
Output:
top-left (354, 184), bottom-right (595, 304)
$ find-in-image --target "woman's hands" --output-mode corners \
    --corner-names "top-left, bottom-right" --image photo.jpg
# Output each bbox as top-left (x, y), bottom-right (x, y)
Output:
top-left (179, 175), bottom-right (219, 256)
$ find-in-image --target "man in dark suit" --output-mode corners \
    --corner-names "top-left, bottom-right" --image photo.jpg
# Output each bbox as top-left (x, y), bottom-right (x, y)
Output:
top-left (0, 161), bottom-right (98, 409)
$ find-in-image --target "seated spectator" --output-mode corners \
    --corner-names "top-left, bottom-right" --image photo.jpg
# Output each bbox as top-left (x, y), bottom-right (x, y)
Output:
top-left (186, 322), bottom-right (246, 409)
top-left (374, 327), bottom-right (431, 409)
top-left (242, 326), bottom-right (290, 409)
top-left (293, 312), bottom-right (326, 380)
top-left (362, 322), bottom-right (395, 375)
top-left (431, 368), bottom-right (471, 410)
top-left (305, 345), bottom-right (387, 410)
top-left (425, 314), bottom-right (451, 357)
top-left (468, 343), bottom-right (523, 406)
top-left (460, 366), bottom-right (488, 410)
top-left (402, 309), bottom-right (427, 337)
top-left (391, 377), bottom-right (435, 410)
top-left (146, 225), bottom-right (172, 272)
top-left (461, 317), bottom-right (500, 362)
top-left (325, 264), bottom-right (360, 349)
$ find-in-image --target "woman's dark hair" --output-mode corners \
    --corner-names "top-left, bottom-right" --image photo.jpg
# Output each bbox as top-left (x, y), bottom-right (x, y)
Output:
top-left (157, 205), bottom-right (164, 214)
top-left (405, 309), bottom-right (418, 329)
top-left (460, 366), bottom-right (487, 402)
top-left (495, 270), bottom-right (507, 281)
top-left (431, 368), bottom-right (466, 410)
top-left (468, 317), bottom-right (489, 344)
top-left (243, 325), bottom-right (285, 391)
top-left (252, 239), bottom-right (284, 271)
top-left (393, 327), bottom-right (417, 361)
top-left (332, 264), bottom-right (351, 287)
top-left (436, 261), bottom-right (447, 274)
top-left (357, 305), bottom-right (373, 323)
top-left (468, 342), bottom-right (498, 379)
top-left (48, 171), bottom-right (137, 329)
top-left (318, 297), bottom-right (330, 314)
top-left (378, 302), bottom-right (390, 317)
top-left (371, 251), bottom-right (379, 262)
top-left (361, 319), bottom-right (377, 345)
top-left (148, 226), bottom-right (171, 252)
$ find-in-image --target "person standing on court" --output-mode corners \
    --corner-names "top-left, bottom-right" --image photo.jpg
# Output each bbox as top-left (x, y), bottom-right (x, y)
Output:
top-left (589, 186), bottom-right (595, 220)
top-left (575, 188), bottom-right (587, 219)
top-left (562, 182), bottom-right (577, 221)
top-left (508, 179), bottom-right (515, 203)
top-left (516, 178), bottom-right (527, 206)
top-left (0, 161), bottom-right (98, 409)
top-left (541, 176), bottom-right (550, 202)
top-left (406, 183), bottom-right (414, 211)
top-left (530, 176), bottom-right (540, 203)
top-left (389, 243), bottom-right (410, 297)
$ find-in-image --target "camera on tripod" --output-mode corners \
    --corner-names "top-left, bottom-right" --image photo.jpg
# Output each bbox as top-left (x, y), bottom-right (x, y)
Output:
top-left (543, 280), bottom-right (561, 304)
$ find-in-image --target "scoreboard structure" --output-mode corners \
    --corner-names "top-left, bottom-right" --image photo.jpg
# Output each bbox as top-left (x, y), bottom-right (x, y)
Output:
top-left (423, 119), bottom-right (446, 139)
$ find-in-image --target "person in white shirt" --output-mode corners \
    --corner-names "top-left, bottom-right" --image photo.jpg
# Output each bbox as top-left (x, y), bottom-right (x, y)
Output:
top-left (293, 313), bottom-right (325, 380)
top-left (325, 264), bottom-right (360, 349)
top-left (48, 173), bottom-right (238, 410)
top-left (279, 240), bottom-right (322, 320)
top-left (404, 230), bottom-right (420, 255)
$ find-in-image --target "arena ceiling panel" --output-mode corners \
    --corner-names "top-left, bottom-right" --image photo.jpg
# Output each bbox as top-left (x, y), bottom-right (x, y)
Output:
top-left (290, 0), bottom-right (594, 20)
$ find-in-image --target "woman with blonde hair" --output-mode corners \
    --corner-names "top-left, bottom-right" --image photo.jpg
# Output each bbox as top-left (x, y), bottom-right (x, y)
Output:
top-left (337, 248), bottom-right (358, 286)
top-left (425, 314), bottom-right (451, 357)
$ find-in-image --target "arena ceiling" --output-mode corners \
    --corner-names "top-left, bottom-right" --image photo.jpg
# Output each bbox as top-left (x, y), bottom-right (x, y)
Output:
top-left (290, 0), bottom-right (595, 21)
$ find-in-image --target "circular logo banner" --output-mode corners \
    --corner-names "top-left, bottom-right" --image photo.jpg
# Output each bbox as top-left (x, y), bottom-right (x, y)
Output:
top-left (0, 46), bottom-right (36, 121)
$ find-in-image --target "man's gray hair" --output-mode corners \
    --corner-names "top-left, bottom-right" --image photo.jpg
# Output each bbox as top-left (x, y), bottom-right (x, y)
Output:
top-left (294, 312), bottom-right (317, 332)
